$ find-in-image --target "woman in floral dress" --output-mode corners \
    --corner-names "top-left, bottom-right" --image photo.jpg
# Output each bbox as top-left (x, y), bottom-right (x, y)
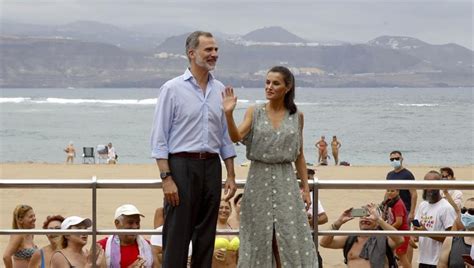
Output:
top-left (223, 66), bottom-right (318, 267)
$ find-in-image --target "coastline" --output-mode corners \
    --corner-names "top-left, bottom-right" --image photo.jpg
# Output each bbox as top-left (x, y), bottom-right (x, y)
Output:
top-left (1, 162), bottom-right (473, 179)
top-left (1, 163), bottom-right (472, 267)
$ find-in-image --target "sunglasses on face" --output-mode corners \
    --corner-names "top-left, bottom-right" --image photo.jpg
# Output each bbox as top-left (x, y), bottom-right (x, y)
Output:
top-left (461, 207), bottom-right (474, 215)
top-left (389, 157), bottom-right (401, 161)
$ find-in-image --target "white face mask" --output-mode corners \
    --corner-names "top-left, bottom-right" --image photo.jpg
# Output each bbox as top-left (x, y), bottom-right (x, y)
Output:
top-left (461, 213), bottom-right (474, 230)
top-left (391, 160), bottom-right (401, 169)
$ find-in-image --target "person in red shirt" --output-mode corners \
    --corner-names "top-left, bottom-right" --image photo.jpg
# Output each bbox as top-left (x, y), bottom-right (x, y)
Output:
top-left (98, 204), bottom-right (158, 268)
top-left (382, 189), bottom-right (411, 268)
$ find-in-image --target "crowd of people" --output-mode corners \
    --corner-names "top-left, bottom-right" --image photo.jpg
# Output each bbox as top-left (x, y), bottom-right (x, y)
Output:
top-left (3, 167), bottom-right (472, 268)
top-left (4, 30), bottom-right (472, 268)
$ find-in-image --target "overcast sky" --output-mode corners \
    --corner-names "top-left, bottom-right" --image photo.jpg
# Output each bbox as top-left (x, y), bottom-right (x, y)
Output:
top-left (1, 0), bottom-right (473, 49)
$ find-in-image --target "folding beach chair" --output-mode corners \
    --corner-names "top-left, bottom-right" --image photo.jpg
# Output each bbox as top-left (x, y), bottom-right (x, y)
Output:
top-left (96, 144), bottom-right (108, 164)
top-left (82, 147), bottom-right (95, 164)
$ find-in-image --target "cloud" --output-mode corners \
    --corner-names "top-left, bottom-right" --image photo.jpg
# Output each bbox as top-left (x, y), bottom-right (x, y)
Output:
top-left (1, 0), bottom-right (472, 48)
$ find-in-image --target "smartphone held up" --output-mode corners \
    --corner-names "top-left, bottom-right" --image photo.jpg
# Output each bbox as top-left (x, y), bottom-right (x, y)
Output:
top-left (350, 208), bottom-right (368, 217)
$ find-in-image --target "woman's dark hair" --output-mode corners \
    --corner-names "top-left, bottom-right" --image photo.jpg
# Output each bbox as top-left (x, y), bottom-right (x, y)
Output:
top-left (60, 235), bottom-right (68, 249)
top-left (42, 215), bottom-right (65, 229)
top-left (233, 193), bottom-right (243, 206)
top-left (268, 66), bottom-right (297, 114)
top-left (440, 167), bottom-right (454, 177)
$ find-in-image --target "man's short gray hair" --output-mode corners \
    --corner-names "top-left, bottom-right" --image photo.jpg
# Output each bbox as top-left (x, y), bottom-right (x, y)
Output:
top-left (185, 31), bottom-right (213, 61)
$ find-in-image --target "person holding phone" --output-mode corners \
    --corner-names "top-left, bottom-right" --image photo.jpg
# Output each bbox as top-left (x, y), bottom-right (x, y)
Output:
top-left (438, 197), bottom-right (474, 268)
top-left (320, 203), bottom-right (403, 267)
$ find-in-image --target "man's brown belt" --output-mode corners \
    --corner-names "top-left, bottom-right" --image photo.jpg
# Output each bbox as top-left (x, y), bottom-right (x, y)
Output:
top-left (170, 152), bottom-right (219, 160)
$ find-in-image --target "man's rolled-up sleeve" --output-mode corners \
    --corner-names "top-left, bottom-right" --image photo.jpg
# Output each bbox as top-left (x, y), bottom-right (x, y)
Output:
top-left (219, 108), bottom-right (236, 160)
top-left (151, 84), bottom-right (173, 159)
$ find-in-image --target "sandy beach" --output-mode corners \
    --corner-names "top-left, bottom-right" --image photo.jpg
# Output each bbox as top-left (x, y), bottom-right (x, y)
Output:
top-left (1, 163), bottom-right (473, 267)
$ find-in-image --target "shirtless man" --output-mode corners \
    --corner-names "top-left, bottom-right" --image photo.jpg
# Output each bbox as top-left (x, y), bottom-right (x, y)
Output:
top-left (331, 136), bottom-right (341, 165)
top-left (320, 204), bottom-right (403, 268)
top-left (64, 142), bottom-right (75, 164)
top-left (315, 136), bottom-right (328, 165)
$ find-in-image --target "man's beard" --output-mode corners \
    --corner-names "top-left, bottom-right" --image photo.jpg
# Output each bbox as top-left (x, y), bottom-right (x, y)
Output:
top-left (196, 54), bottom-right (216, 71)
top-left (422, 189), bottom-right (441, 203)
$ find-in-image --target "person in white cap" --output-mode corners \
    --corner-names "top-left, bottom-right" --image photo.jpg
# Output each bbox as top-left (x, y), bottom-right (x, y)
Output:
top-left (98, 204), bottom-right (157, 268)
top-left (51, 216), bottom-right (105, 267)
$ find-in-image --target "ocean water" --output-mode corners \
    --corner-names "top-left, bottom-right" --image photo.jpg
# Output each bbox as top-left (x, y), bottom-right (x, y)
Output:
top-left (1, 87), bottom-right (473, 166)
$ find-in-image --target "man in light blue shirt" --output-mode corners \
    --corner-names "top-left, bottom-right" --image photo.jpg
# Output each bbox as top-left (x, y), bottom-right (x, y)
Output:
top-left (151, 31), bottom-right (237, 268)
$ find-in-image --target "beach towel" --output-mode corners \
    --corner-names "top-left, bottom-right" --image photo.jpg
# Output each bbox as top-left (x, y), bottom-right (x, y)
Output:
top-left (105, 235), bottom-right (153, 268)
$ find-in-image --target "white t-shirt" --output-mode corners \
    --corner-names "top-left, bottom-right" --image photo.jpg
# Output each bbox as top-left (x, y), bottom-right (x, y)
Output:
top-left (441, 189), bottom-right (463, 209)
top-left (150, 226), bottom-right (193, 257)
top-left (415, 199), bottom-right (456, 265)
top-left (308, 196), bottom-right (325, 216)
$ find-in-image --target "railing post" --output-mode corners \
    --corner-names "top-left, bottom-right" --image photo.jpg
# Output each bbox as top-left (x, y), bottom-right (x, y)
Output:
top-left (92, 176), bottom-right (97, 268)
top-left (312, 178), bottom-right (319, 254)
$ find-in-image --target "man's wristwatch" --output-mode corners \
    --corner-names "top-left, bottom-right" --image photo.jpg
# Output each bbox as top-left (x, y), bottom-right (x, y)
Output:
top-left (160, 171), bottom-right (172, 180)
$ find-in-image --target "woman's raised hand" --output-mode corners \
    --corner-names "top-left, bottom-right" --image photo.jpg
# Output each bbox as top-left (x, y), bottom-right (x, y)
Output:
top-left (222, 86), bottom-right (237, 113)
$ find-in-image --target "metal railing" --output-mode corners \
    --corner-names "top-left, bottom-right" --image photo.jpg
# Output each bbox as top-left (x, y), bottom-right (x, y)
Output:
top-left (1, 178), bottom-right (473, 267)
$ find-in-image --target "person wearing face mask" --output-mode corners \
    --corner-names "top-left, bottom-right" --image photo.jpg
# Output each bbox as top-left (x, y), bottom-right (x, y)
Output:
top-left (386, 151), bottom-right (418, 223)
top-left (413, 171), bottom-right (457, 268)
top-left (438, 197), bottom-right (474, 268)
top-left (386, 151), bottom-right (418, 264)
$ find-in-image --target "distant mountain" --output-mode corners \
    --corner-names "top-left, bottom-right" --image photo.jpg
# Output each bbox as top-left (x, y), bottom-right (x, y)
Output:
top-left (1, 28), bottom-right (472, 88)
top-left (0, 36), bottom-right (178, 87)
top-left (126, 23), bottom-right (192, 38)
top-left (369, 35), bottom-right (473, 70)
top-left (156, 34), bottom-right (421, 74)
top-left (242, 26), bottom-right (307, 43)
top-left (2, 20), bottom-right (165, 52)
top-left (369, 36), bottom-right (429, 50)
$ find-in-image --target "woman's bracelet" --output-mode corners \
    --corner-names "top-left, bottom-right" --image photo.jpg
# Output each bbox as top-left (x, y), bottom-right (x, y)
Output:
top-left (331, 223), bottom-right (340, 230)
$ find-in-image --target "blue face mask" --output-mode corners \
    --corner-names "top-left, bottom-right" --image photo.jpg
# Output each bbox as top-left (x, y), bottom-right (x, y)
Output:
top-left (391, 160), bottom-right (401, 169)
top-left (461, 213), bottom-right (474, 230)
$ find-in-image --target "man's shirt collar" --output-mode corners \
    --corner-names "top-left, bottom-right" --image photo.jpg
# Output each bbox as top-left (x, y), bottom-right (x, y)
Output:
top-left (183, 68), bottom-right (215, 82)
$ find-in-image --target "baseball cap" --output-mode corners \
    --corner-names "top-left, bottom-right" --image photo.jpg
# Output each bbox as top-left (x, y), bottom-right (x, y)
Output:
top-left (114, 204), bottom-right (145, 220)
top-left (61, 216), bottom-right (92, 230)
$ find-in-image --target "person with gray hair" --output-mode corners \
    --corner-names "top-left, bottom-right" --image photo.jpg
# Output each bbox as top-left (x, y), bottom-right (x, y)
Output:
top-left (151, 30), bottom-right (237, 268)
top-left (97, 204), bottom-right (157, 268)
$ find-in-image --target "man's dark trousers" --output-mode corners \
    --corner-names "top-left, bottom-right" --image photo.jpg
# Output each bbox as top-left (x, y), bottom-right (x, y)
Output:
top-left (162, 154), bottom-right (222, 268)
